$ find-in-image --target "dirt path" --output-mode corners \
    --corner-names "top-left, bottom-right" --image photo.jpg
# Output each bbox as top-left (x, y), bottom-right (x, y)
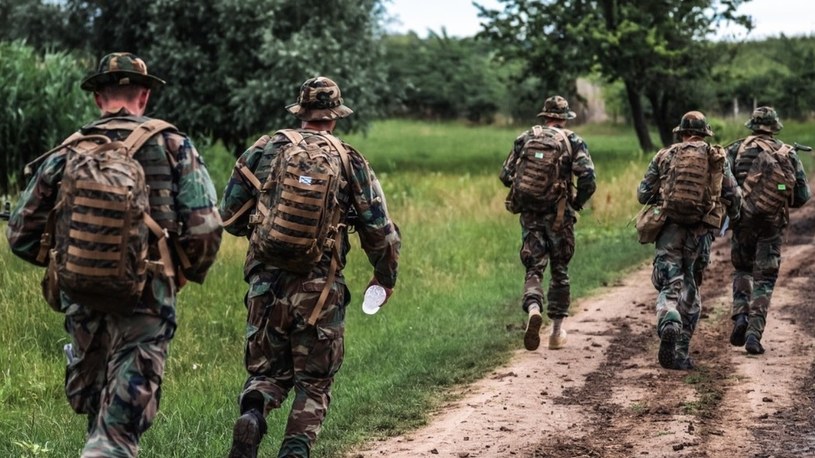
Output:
top-left (350, 203), bottom-right (815, 458)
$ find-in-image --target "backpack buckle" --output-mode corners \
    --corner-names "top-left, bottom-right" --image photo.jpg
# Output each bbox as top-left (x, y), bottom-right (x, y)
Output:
top-left (249, 213), bottom-right (264, 225)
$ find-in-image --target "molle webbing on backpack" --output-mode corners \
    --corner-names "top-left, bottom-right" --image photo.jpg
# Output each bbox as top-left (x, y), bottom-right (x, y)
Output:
top-left (509, 125), bottom-right (573, 228)
top-left (36, 120), bottom-right (178, 313)
top-left (660, 142), bottom-right (714, 224)
top-left (739, 139), bottom-right (795, 220)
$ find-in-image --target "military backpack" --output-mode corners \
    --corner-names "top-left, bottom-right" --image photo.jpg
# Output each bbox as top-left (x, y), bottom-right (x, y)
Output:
top-left (35, 120), bottom-right (178, 314)
top-left (508, 125), bottom-right (573, 213)
top-left (736, 136), bottom-right (796, 221)
top-left (659, 141), bottom-right (725, 225)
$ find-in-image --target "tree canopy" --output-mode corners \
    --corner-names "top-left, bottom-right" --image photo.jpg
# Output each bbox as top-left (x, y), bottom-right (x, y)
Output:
top-left (477, 0), bottom-right (754, 150)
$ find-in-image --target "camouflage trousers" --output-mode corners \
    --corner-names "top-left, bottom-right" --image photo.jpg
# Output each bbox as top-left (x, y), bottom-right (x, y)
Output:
top-left (239, 269), bottom-right (348, 458)
top-left (730, 221), bottom-right (783, 340)
top-left (651, 223), bottom-right (712, 361)
top-left (63, 273), bottom-right (176, 458)
top-left (519, 212), bottom-right (575, 319)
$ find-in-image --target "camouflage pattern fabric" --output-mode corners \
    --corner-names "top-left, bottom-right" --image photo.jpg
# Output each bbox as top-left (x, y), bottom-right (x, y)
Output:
top-left (500, 127), bottom-right (595, 316)
top-left (519, 211), bottom-right (575, 317)
top-left (650, 223), bottom-right (711, 361)
top-left (638, 138), bottom-right (741, 361)
top-left (220, 130), bottom-right (400, 457)
top-left (6, 111), bottom-right (223, 457)
top-left (726, 134), bottom-right (811, 340)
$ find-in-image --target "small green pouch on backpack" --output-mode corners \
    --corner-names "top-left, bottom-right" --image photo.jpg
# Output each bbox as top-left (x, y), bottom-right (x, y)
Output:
top-left (635, 205), bottom-right (667, 244)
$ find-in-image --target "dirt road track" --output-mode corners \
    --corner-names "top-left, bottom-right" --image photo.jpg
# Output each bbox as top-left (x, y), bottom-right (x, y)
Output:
top-left (350, 202), bottom-right (815, 458)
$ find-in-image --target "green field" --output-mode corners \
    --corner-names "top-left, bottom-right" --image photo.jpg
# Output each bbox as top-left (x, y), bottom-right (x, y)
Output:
top-left (2, 119), bottom-right (813, 457)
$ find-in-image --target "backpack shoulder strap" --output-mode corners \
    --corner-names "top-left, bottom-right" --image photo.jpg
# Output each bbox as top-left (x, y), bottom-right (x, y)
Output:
top-left (547, 126), bottom-right (574, 157)
top-left (275, 129), bottom-right (304, 146)
top-left (531, 125), bottom-right (543, 137)
top-left (121, 119), bottom-right (178, 157)
top-left (736, 135), bottom-right (759, 158)
top-left (317, 132), bottom-right (354, 181)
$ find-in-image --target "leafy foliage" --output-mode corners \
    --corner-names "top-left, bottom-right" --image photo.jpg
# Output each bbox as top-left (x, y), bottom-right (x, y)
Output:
top-left (382, 32), bottom-right (506, 123)
top-left (0, 42), bottom-right (95, 194)
top-left (477, 0), bottom-right (753, 150)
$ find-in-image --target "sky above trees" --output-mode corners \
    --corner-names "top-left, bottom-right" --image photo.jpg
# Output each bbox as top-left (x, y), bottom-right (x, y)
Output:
top-left (386, 0), bottom-right (814, 39)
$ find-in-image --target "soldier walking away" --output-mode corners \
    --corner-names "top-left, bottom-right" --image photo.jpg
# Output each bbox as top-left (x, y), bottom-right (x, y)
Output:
top-left (637, 111), bottom-right (741, 370)
top-left (500, 95), bottom-right (596, 351)
top-left (5, 52), bottom-right (223, 457)
top-left (219, 76), bottom-right (401, 458)
top-left (726, 107), bottom-right (810, 355)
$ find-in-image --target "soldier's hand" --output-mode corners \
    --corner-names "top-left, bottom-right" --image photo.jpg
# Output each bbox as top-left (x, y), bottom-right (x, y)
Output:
top-left (367, 277), bottom-right (393, 306)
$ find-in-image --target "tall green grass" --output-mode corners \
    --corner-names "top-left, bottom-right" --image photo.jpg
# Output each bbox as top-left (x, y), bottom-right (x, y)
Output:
top-left (3, 119), bottom-right (811, 457)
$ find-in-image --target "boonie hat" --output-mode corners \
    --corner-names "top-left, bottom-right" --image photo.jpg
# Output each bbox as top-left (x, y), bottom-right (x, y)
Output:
top-left (537, 95), bottom-right (576, 120)
top-left (745, 106), bottom-right (783, 133)
top-left (672, 111), bottom-right (714, 137)
top-left (80, 52), bottom-right (165, 92)
top-left (286, 77), bottom-right (354, 121)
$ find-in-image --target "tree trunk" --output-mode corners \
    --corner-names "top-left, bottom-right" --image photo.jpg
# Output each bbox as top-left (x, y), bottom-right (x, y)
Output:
top-left (624, 80), bottom-right (655, 152)
top-left (647, 90), bottom-right (673, 147)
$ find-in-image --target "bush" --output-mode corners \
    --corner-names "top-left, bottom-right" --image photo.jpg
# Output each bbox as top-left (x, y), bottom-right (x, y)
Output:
top-left (0, 41), bottom-right (95, 194)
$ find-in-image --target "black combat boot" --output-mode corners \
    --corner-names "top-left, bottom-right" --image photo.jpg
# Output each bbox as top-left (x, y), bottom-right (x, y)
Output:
top-left (228, 409), bottom-right (267, 458)
top-left (729, 313), bottom-right (748, 346)
top-left (658, 321), bottom-right (680, 369)
top-left (745, 335), bottom-right (765, 355)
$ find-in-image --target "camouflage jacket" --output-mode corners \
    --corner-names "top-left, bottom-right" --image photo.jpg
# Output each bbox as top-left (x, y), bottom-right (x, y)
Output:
top-left (638, 140), bottom-right (742, 228)
top-left (219, 130), bottom-right (400, 288)
top-left (726, 134), bottom-right (811, 209)
top-left (6, 113), bottom-right (223, 284)
top-left (499, 126), bottom-right (597, 213)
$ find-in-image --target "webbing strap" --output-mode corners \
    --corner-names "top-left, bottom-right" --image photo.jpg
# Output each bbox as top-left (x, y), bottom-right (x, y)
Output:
top-left (279, 204), bottom-right (318, 219)
top-left (122, 119), bottom-right (176, 158)
top-left (72, 212), bottom-right (125, 228)
top-left (69, 229), bottom-right (122, 245)
top-left (553, 197), bottom-right (567, 231)
top-left (284, 177), bottom-right (328, 192)
top-left (269, 227), bottom-right (311, 246)
top-left (68, 245), bottom-right (121, 261)
top-left (222, 198), bottom-right (256, 227)
top-left (281, 191), bottom-right (323, 207)
top-left (66, 262), bottom-right (118, 277)
top-left (274, 217), bottom-right (318, 234)
top-left (74, 196), bottom-right (128, 211)
top-left (238, 164), bottom-right (263, 192)
top-left (144, 214), bottom-right (175, 278)
top-left (276, 129), bottom-right (304, 146)
top-left (76, 180), bottom-right (129, 195)
top-left (548, 127), bottom-right (574, 157)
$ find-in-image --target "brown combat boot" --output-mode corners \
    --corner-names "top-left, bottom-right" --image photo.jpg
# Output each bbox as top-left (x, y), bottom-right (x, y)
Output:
top-left (524, 308), bottom-right (543, 351)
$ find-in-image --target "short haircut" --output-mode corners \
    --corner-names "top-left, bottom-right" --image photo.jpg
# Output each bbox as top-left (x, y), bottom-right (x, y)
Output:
top-left (97, 84), bottom-right (148, 101)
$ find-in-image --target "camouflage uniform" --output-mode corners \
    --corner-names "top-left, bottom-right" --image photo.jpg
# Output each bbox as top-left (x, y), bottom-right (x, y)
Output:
top-left (220, 77), bottom-right (400, 458)
top-left (500, 96), bottom-right (596, 321)
top-left (5, 53), bottom-right (223, 458)
top-left (638, 111), bottom-right (741, 369)
top-left (726, 107), bottom-right (810, 353)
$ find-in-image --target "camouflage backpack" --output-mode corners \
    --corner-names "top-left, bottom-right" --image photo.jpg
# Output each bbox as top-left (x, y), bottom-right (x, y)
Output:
top-left (737, 137), bottom-right (796, 221)
top-left (36, 120), bottom-right (177, 314)
top-left (509, 125), bottom-right (573, 213)
top-left (243, 130), bottom-right (352, 274)
top-left (660, 141), bottom-right (725, 225)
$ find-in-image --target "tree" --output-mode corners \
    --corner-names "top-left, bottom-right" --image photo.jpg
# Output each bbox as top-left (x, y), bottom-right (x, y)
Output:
top-left (382, 32), bottom-right (505, 122)
top-left (477, 0), bottom-right (753, 151)
top-left (3, 0), bottom-right (389, 156)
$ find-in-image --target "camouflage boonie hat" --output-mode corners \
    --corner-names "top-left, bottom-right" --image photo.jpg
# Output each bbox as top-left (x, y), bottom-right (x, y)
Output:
top-left (672, 111), bottom-right (714, 137)
top-left (745, 106), bottom-right (783, 133)
top-left (80, 52), bottom-right (165, 92)
top-left (537, 95), bottom-right (576, 120)
top-left (286, 77), bottom-right (353, 121)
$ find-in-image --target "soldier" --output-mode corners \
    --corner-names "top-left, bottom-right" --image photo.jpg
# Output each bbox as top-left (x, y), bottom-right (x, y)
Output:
top-left (726, 107), bottom-right (810, 355)
top-left (500, 95), bottom-right (596, 351)
top-left (5, 52), bottom-right (223, 457)
top-left (220, 76), bottom-right (401, 458)
top-left (637, 111), bottom-right (741, 370)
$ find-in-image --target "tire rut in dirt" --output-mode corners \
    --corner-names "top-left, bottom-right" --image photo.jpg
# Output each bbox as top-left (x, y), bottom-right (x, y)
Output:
top-left (748, 204), bottom-right (815, 457)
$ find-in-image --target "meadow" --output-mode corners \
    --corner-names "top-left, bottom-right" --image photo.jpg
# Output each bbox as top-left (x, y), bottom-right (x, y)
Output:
top-left (1, 119), bottom-right (811, 457)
